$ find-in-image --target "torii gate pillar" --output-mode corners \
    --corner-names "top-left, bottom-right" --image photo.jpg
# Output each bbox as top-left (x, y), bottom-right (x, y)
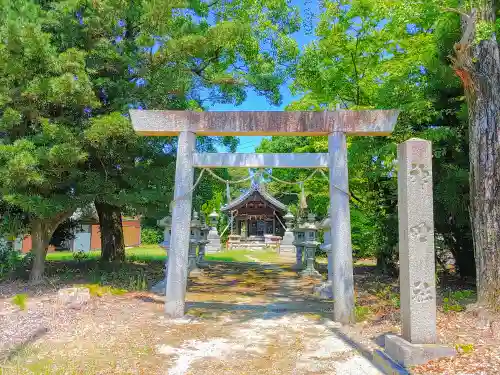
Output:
top-left (164, 131), bottom-right (196, 317)
top-left (130, 110), bottom-right (399, 322)
top-left (328, 133), bottom-right (355, 323)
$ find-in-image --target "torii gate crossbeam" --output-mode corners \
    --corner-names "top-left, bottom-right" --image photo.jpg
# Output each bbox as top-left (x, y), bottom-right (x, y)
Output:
top-left (130, 109), bottom-right (400, 324)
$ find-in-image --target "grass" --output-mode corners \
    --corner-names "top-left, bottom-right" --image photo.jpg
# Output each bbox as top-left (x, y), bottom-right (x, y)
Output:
top-left (207, 249), bottom-right (280, 263)
top-left (442, 289), bottom-right (475, 313)
top-left (46, 246), bottom-right (281, 264)
top-left (46, 245), bottom-right (165, 262)
top-left (11, 293), bottom-right (28, 310)
top-left (40, 246), bottom-right (283, 291)
top-left (81, 283), bottom-right (128, 296)
top-left (354, 305), bottom-right (372, 322)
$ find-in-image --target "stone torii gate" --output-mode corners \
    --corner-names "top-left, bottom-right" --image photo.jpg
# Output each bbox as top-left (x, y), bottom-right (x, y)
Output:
top-left (130, 110), bottom-right (399, 324)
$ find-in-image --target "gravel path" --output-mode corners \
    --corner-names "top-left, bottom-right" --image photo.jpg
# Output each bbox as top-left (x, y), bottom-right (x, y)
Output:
top-left (158, 275), bottom-right (383, 375)
top-left (0, 263), bottom-right (385, 374)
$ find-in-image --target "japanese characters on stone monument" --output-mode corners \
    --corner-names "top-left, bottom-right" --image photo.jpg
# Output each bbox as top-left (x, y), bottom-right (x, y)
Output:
top-left (398, 138), bottom-right (436, 344)
top-left (379, 138), bottom-right (454, 368)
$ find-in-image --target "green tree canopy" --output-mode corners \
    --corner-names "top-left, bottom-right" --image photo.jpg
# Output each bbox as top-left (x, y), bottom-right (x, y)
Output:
top-left (0, 0), bottom-right (301, 279)
top-left (259, 0), bottom-right (472, 275)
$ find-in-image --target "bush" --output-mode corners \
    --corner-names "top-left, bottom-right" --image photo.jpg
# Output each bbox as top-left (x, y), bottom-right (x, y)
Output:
top-left (0, 240), bottom-right (23, 279)
top-left (73, 250), bottom-right (89, 262)
top-left (442, 289), bottom-right (475, 313)
top-left (141, 228), bottom-right (163, 245)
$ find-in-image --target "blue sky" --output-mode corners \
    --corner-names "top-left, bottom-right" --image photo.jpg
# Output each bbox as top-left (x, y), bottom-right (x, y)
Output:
top-left (211, 0), bottom-right (319, 152)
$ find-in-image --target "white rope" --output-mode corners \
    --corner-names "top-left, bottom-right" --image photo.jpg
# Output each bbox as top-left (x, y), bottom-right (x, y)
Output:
top-left (274, 211), bottom-right (287, 231)
top-left (220, 223), bottom-right (231, 238)
top-left (171, 169), bottom-right (206, 203)
top-left (204, 168), bottom-right (255, 184)
top-left (319, 169), bottom-right (351, 197)
top-left (169, 166), bottom-right (349, 208)
top-left (261, 168), bottom-right (321, 186)
top-left (220, 209), bottom-right (238, 237)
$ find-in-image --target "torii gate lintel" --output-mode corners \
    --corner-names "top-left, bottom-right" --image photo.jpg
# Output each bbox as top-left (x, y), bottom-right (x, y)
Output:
top-left (130, 109), bottom-right (399, 136)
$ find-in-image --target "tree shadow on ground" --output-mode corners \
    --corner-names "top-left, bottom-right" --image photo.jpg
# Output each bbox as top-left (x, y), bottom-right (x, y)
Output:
top-left (136, 260), bottom-right (334, 322)
top-left (329, 326), bottom-right (385, 370)
top-left (1, 259), bottom-right (165, 299)
top-left (0, 327), bottom-right (48, 362)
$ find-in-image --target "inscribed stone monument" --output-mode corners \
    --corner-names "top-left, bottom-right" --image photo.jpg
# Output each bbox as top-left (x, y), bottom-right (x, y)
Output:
top-left (381, 138), bottom-right (455, 367)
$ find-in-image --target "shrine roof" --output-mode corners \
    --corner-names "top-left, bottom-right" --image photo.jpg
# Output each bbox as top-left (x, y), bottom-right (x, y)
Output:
top-left (221, 184), bottom-right (287, 213)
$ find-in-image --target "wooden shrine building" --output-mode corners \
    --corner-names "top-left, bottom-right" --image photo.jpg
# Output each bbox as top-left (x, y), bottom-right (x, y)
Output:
top-left (222, 183), bottom-right (287, 249)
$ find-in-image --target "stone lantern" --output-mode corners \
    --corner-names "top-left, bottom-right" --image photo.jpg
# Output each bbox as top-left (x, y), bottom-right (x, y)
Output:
top-left (299, 213), bottom-right (321, 278)
top-left (280, 211), bottom-right (296, 254)
top-left (151, 214), bottom-right (172, 295)
top-left (291, 216), bottom-right (305, 270)
top-left (188, 211), bottom-right (203, 276)
top-left (197, 215), bottom-right (210, 264)
top-left (157, 215), bottom-right (172, 250)
top-left (206, 210), bottom-right (222, 253)
top-left (314, 210), bottom-right (334, 298)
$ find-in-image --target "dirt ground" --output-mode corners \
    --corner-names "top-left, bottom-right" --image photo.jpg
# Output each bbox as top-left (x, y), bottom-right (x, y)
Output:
top-left (1, 260), bottom-right (499, 375)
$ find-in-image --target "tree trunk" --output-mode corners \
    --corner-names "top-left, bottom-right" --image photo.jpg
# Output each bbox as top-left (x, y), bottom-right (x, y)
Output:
top-left (29, 217), bottom-right (65, 284)
top-left (454, 5), bottom-right (500, 307)
top-left (95, 201), bottom-right (125, 262)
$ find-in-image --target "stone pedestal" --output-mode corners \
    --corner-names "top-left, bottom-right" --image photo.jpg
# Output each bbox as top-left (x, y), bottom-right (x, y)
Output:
top-left (382, 335), bottom-right (456, 368)
top-left (382, 138), bottom-right (454, 367)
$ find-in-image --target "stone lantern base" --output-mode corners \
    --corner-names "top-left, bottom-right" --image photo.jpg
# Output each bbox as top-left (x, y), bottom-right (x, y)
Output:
top-left (197, 241), bottom-right (209, 267)
top-left (299, 245), bottom-right (322, 279)
top-left (300, 267), bottom-right (322, 279)
top-left (188, 242), bottom-right (203, 276)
